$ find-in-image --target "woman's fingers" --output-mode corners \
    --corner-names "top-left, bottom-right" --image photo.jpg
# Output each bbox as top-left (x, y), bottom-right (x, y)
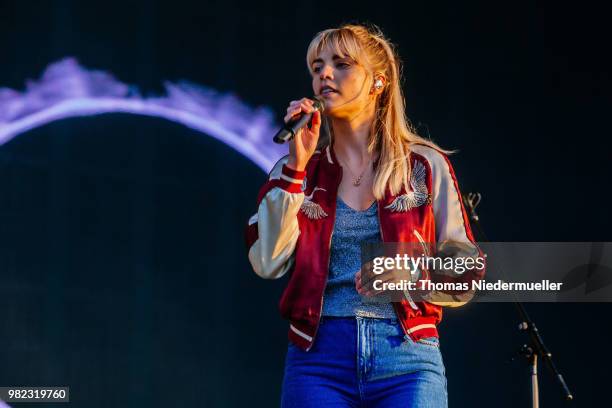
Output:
top-left (286, 98), bottom-right (313, 112)
top-left (358, 268), bottom-right (413, 297)
top-left (283, 97), bottom-right (320, 170)
top-left (283, 107), bottom-right (302, 123)
top-left (286, 101), bottom-right (313, 113)
top-left (300, 103), bottom-right (314, 113)
top-left (284, 101), bottom-right (315, 123)
top-left (361, 271), bottom-right (405, 290)
top-left (309, 110), bottom-right (321, 134)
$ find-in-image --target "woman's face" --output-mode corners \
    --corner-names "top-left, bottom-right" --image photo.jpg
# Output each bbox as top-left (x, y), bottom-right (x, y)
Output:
top-left (310, 45), bottom-right (374, 118)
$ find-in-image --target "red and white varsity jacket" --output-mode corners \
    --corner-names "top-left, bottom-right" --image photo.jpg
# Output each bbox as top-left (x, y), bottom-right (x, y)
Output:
top-left (245, 143), bottom-right (484, 351)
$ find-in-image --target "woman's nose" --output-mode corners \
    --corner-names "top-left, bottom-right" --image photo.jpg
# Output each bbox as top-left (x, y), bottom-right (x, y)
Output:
top-left (319, 66), bottom-right (333, 80)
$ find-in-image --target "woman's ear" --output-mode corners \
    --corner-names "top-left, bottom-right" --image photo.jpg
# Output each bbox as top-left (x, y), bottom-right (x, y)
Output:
top-left (370, 74), bottom-right (386, 95)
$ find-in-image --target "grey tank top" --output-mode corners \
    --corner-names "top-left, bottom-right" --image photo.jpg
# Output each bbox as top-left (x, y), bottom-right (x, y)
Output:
top-left (321, 196), bottom-right (396, 318)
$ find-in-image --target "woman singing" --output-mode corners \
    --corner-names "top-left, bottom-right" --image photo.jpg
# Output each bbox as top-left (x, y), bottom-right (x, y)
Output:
top-left (245, 23), bottom-right (484, 407)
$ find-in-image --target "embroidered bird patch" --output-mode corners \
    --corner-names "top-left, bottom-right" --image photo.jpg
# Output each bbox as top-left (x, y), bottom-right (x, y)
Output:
top-left (384, 160), bottom-right (431, 212)
top-left (300, 187), bottom-right (328, 220)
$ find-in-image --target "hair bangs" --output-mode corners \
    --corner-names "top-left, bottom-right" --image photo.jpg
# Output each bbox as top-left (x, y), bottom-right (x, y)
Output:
top-left (306, 28), bottom-right (365, 73)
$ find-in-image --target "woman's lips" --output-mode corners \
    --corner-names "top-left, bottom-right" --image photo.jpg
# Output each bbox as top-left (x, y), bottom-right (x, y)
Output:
top-left (321, 88), bottom-right (338, 96)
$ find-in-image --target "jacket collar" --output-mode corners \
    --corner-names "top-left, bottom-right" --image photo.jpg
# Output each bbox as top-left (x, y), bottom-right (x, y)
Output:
top-left (323, 144), bottom-right (338, 166)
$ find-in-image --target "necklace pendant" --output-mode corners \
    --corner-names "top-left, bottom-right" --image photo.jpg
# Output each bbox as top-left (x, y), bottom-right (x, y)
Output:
top-left (353, 177), bottom-right (362, 186)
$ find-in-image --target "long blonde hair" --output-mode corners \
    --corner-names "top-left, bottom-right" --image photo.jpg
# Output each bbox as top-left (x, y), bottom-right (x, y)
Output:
top-left (306, 23), bottom-right (453, 199)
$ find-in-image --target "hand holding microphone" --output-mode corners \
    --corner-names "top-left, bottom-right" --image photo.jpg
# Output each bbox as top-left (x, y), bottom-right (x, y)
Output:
top-left (276, 97), bottom-right (324, 171)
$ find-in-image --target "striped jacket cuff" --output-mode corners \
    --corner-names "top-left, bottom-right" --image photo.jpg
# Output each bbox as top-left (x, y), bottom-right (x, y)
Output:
top-left (277, 164), bottom-right (306, 193)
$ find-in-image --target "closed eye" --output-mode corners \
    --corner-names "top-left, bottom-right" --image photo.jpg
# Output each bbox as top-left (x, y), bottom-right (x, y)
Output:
top-left (312, 62), bottom-right (351, 73)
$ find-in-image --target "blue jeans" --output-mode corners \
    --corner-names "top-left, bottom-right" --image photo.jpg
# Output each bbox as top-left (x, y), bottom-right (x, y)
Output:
top-left (281, 316), bottom-right (448, 407)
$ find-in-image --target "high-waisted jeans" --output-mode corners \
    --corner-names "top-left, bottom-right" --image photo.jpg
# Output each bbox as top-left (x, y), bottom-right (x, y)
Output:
top-left (281, 316), bottom-right (448, 407)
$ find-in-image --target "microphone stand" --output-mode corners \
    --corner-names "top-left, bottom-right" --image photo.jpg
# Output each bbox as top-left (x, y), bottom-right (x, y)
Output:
top-left (461, 192), bottom-right (574, 407)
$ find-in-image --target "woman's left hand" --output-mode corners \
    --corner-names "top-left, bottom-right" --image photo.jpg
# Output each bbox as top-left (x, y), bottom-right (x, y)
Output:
top-left (355, 262), bottom-right (413, 297)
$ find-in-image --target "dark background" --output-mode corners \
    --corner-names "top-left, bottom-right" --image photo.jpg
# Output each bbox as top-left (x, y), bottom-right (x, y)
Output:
top-left (0, 0), bottom-right (610, 406)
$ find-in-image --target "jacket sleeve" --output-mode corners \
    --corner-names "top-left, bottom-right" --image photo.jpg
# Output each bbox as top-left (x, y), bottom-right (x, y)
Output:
top-left (418, 147), bottom-right (486, 307)
top-left (244, 155), bottom-right (306, 279)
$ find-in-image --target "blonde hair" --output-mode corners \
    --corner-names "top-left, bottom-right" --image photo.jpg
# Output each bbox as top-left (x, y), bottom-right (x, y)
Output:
top-left (306, 23), bottom-right (453, 199)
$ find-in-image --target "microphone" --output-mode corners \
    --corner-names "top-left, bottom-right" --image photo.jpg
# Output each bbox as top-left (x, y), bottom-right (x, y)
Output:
top-left (273, 97), bottom-right (325, 144)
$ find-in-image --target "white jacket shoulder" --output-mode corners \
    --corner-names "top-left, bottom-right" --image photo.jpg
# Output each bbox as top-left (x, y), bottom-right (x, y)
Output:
top-left (409, 144), bottom-right (448, 172)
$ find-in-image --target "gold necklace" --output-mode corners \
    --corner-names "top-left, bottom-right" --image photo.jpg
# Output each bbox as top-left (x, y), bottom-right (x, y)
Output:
top-left (337, 155), bottom-right (372, 186)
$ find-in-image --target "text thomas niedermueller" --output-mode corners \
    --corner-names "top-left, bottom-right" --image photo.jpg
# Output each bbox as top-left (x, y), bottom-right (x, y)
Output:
top-left (369, 255), bottom-right (564, 291)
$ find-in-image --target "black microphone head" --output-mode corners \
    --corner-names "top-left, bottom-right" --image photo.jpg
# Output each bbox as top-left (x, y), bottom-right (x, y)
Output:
top-left (312, 96), bottom-right (325, 113)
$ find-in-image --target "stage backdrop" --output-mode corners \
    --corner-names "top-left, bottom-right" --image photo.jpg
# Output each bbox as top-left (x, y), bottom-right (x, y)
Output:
top-left (1, 0), bottom-right (610, 406)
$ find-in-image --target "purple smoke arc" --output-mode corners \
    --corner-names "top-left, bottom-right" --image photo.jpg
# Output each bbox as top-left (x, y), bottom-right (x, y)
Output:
top-left (0, 58), bottom-right (294, 408)
top-left (0, 58), bottom-right (287, 172)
